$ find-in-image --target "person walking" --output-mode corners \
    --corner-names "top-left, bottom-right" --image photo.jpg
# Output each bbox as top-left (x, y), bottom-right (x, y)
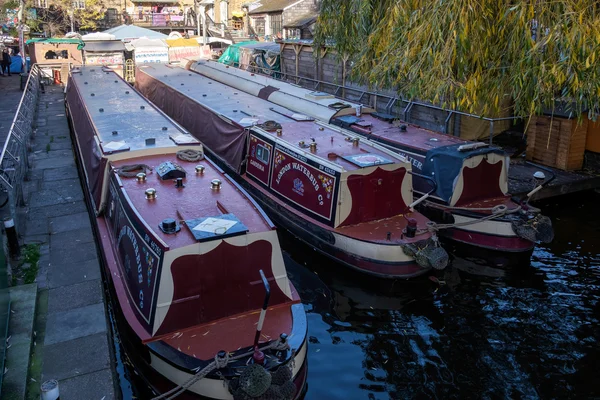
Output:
top-left (1, 49), bottom-right (11, 76)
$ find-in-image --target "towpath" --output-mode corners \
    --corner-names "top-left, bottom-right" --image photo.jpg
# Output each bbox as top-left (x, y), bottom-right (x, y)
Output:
top-left (2, 75), bottom-right (118, 399)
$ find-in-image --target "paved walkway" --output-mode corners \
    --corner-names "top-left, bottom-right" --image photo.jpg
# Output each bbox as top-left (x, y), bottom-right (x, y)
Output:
top-left (0, 75), bottom-right (24, 144)
top-left (18, 81), bottom-right (117, 399)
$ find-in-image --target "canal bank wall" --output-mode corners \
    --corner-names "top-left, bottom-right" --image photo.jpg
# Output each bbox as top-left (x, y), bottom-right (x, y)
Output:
top-left (1, 75), bottom-right (118, 399)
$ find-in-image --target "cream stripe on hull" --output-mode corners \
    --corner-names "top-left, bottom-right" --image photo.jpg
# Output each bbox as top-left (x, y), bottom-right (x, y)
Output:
top-left (149, 340), bottom-right (308, 399)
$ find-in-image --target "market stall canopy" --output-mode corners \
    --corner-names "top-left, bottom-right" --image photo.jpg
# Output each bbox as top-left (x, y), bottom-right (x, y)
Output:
top-left (125, 37), bottom-right (168, 51)
top-left (165, 38), bottom-right (201, 63)
top-left (165, 38), bottom-right (199, 48)
top-left (83, 40), bottom-right (126, 52)
top-left (26, 37), bottom-right (85, 50)
top-left (103, 24), bottom-right (168, 41)
top-left (82, 32), bottom-right (117, 41)
top-left (231, 11), bottom-right (245, 17)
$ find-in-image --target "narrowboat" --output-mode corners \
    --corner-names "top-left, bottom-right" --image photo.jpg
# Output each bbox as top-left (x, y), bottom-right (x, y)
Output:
top-left (65, 66), bottom-right (308, 399)
top-left (187, 60), bottom-right (554, 259)
top-left (134, 64), bottom-right (449, 279)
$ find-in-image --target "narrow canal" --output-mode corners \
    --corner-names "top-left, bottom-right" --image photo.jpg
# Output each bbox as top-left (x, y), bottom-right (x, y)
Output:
top-left (117, 190), bottom-right (600, 399)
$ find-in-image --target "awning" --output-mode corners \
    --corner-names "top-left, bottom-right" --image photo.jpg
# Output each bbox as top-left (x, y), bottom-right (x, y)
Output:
top-left (232, 11), bottom-right (245, 17)
top-left (130, 0), bottom-right (179, 2)
top-left (82, 40), bottom-right (126, 52)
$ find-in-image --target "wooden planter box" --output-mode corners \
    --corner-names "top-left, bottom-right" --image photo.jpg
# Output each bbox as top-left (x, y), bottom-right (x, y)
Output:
top-left (526, 115), bottom-right (588, 170)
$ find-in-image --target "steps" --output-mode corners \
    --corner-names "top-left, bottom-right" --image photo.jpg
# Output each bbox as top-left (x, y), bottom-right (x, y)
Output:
top-left (1, 283), bottom-right (38, 400)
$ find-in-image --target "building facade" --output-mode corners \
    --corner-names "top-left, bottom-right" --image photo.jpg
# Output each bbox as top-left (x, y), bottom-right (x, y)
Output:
top-left (247, 0), bottom-right (319, 40)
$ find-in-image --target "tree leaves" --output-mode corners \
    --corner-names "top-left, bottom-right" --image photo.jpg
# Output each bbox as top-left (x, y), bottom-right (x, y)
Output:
top-left (314, 0), bottom-right (600, 120)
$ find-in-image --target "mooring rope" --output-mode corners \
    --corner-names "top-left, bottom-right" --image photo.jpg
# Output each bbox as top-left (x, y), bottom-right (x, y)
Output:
top-left (416, 205), bottom-right (522, 235)
top-left (152, 339), bottom-right (289, 400)
top-left (176, 149), bottom-right (204, 162)
top-left (114, 164), bottom-right (152, 178)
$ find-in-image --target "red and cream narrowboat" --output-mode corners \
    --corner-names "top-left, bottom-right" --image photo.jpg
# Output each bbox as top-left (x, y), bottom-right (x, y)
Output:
top-left (65, 66), bottom-right (308, 399)
top-left (187, 61), bottom-right (554, 259)
top-left (134, 64), bottom-right (449, 279)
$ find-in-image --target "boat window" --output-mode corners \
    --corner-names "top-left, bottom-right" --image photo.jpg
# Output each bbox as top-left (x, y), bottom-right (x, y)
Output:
top-left (256, 144), bottom-right (270, 164)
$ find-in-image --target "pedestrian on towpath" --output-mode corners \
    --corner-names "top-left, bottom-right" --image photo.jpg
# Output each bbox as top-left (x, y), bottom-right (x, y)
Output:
top-left (1, 49), bottom-right (11, 77)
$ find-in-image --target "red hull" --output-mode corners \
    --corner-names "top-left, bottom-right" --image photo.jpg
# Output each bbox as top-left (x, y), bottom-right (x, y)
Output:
top-left (442, 227), bottom-right (534, 252)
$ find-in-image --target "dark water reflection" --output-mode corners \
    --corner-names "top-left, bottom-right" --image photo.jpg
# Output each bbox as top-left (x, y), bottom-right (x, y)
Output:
top-left (285, 191), bottom-right (600, 400)
top-left (115, 191), bottom-right (600, 399)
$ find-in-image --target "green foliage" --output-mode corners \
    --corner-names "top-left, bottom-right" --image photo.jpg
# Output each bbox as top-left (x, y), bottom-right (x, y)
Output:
top-left (20, 244), bottom-right (41, 285)
top-left (314, 1), bottom-right (600, 119)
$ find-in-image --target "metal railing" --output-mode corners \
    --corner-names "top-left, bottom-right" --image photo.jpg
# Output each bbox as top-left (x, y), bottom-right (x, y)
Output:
top-left (243, 63), bottom-right (524, 144)
top-left (0, 64), bottom-right (42, 225)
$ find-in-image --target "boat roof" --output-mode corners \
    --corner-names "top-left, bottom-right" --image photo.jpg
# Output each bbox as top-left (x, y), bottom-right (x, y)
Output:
top-left (137, 64), bottom-right (406, 172)
top-left (112, 154), bottom-right (274, 250)
top-left (70, 66), bottom-right (201, 155)
top-left (191, 60), bottom-right (371, 122)
top-left (189, 61), bottom-right (491, 154)
top-left (345, 114), bottom-right (468, 153)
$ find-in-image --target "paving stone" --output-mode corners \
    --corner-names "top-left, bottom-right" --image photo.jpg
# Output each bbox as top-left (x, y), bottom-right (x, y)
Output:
top-left (50, 227), bottom-right (95, 249)
top-left (49, 241), bottom-right (98, 266)
top-left (40, 179), bottom-right (83, 194)
top-left (49, 211), bottom-right (91, 234)
top-left (49, 141), bottom-right (74, 150)
top-left (42, 333), bottom-right (111, 382)
top-left (24, 216), bottom-right (49, 236)
top-left (43, 166), bottom-right (80, 181)
top-left (56, 369), bottom-right (116, 400)
top-left (47, 279), bottom-right (103, 314)
top-left (47, 257), bottom-right (101, 289)
top-left (23, 234), bottom-right (50, 245)
top-left (28, 188), bottom-right (80, 208)
top-left (26, 201), bottom-right (87, 220)
top-left (44, 302), bottom-right (107, 346)
top-left (32, 155), bottom-right (75, 170)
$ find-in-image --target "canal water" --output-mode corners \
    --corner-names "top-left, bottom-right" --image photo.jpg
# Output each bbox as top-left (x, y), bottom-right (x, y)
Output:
top-left (117, 191), bottom-right (600, 399)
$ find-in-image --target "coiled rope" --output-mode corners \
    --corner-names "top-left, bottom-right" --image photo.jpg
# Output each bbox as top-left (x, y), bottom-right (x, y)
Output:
top-left (176, 149), bottom-right (204, 162)
top-left (115, 164), bottom-right (152, 178)
top-left (152, 339), bottom-right (290, 400)
top-left (257, 120), bottom-right (282, 131)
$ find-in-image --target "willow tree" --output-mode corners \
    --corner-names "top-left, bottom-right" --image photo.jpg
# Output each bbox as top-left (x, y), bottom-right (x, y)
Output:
top-left (314, 1), bottom-right (600, 119)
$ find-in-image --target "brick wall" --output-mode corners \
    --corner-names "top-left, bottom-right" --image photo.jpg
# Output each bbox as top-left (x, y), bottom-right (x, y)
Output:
top-left (282, 0), bottom-right (319, 24)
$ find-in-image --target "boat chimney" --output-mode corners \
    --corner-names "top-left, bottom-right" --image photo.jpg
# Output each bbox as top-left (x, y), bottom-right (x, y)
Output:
top-left (145, 188), bottom-right (157, 200)
top-left (309, 139), bottom-right (317, 153)
top-left (136, 173), bottom-right (146, 182)
top-left (211, 179), bottom-right (222, 190)
top-left (406, 218), bottom-right (417, 238)
top-left (352, 137), bottom-right (360, 147)
top-left (195, 165), bottom-right (205, 175)
top-left (175, 177), bottom-right (185, 188)
top-left (276, 128), bottom-right (282, 137)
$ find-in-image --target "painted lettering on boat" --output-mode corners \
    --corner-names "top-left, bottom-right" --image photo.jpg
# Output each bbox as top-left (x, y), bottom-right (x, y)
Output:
top-left (271, 147), bottom-right (336, 220)
top-left (249, 159), bottom-right (265, 172)
top-left (109, 182), bottom-right (162, 328)
top-left (394, 150), bottom-right (424, 171)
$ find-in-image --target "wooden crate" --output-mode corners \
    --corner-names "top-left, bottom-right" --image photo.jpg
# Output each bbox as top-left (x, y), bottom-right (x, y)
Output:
top-left (526, 115), bottom-right (589, 170)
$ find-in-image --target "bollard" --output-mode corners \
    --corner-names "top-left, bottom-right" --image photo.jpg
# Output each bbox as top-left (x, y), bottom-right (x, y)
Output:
top-left (4, 218), bottom-right (20, 259)
top-left (41, 379), bottom-right (60, 400)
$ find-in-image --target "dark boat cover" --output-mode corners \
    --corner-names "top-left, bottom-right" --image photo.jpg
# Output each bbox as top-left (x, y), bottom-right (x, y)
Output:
top-left (422, 144), bottom-right (506, 202)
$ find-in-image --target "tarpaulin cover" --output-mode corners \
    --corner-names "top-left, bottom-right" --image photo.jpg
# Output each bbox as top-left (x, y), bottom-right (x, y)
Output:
top-left (422, 144), bottom-right (506, 203)
top-left (65, 80), bottom-right (108, 214)
top-left (135, 68), bottom-right (247, 171)
top-left (217, 40), bottom-right (257, 66)
top-left (26, 37), bottom-right (85, 49)
top-left (238, 41), bottom-right (280, 73)
top-left (9, 55), bottom-right (26, 73)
